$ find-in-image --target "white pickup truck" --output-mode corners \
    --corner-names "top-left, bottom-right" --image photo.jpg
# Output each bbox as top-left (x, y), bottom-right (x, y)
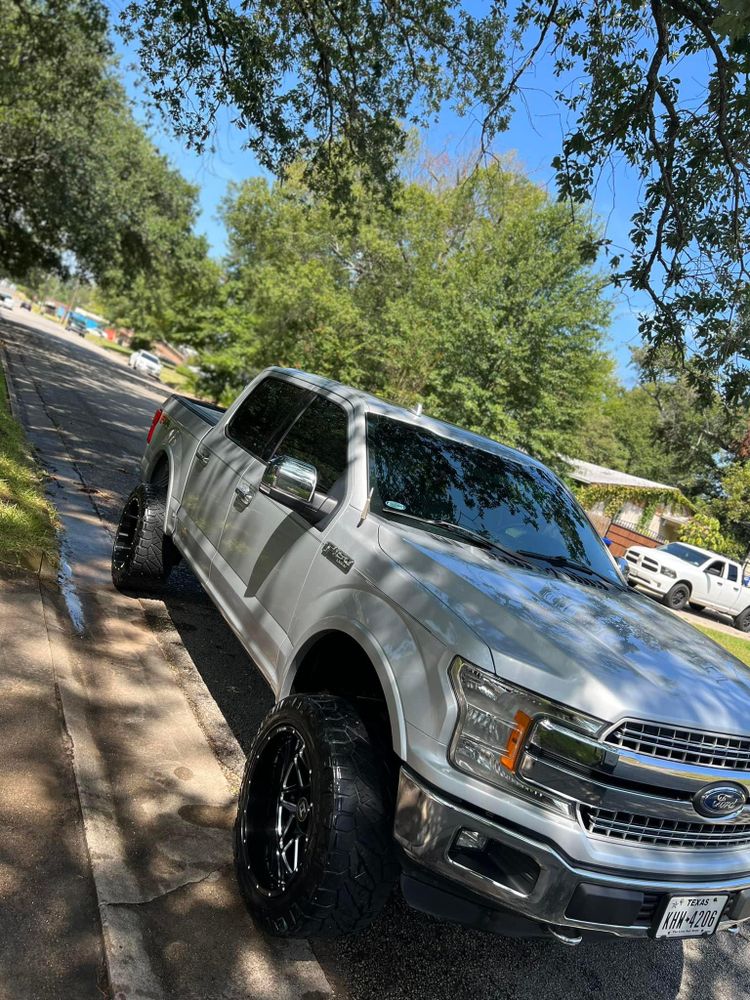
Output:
top-left (111, 368), bottom-right (750, 945)
top-left (626, 542), bottom-right (750, 631)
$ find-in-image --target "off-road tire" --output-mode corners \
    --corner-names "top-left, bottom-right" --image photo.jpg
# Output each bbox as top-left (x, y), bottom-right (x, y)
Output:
top-left (234, 694), bottom-right (398, 938)
top-left (663, 582), bottom-right (690, 611)
top-left (111, 483), bottom-right (177, 592)
top-left (734, 608), bottom-right (750, 633)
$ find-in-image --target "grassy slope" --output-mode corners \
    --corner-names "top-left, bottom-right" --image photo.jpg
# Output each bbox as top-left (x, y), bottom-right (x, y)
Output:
top-left (85, 332), bottom-right (130, 355)
top-left (0, 365), bottom-right (58, 566)
top-left (693, 624), bottom-right (750, 668)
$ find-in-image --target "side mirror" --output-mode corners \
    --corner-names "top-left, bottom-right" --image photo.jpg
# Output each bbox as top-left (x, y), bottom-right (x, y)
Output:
top-left (616, 556), bottom-right (630, 580)
top-left (262, 455), bottom-right (317, 503)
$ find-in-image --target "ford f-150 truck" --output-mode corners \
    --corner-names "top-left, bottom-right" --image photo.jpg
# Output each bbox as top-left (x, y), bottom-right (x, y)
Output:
top-left (112, 367), bottom-right (750, 944)
top-left (626, 542), bottom-right (750, 631)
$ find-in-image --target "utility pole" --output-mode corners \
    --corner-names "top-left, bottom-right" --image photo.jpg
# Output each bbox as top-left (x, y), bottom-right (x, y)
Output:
top-left (62, 276), bottom-right (80, 328)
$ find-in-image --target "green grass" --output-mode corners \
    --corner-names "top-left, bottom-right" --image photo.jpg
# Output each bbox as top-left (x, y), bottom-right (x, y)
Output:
top-left (0, 366), bottom-right (58, 568)
top-left (160, 366), bottom-right (192, 390)
top-left (694, 625), bottom-right (750, 667)
top-left (85, 333), bottom-right (131, 355)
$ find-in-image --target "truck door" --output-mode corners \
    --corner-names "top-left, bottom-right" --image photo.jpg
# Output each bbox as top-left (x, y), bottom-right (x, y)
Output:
top-left (725, 562), bottom-right (743, 611)
top-left (703, 559), bottom-right (730, 611)
top-left (211, 392), bottom-right (351, 689)
top-left (174, 376), bottom-right (312, 580)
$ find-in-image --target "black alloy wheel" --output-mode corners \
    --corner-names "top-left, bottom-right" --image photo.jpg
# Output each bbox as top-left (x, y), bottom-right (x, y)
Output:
top-left (663, 582), bottom-right (690, 610)
top-left (111, 482), bottom-right (177, 591)
top-left (240, 724), bottom-right (313, 897)
top-left (234, 694), bottom-right (398, 937)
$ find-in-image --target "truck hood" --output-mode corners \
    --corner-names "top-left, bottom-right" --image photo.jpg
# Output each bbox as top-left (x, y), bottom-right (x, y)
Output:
top-left (378, 524), bottom-right (750, 734)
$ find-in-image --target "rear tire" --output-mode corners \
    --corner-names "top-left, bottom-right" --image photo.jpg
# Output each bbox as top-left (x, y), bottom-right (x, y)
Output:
top-left (734, 608), bottom-right (750, 633)
top-left (663, 582), bottom-right (690, 610)
top-left (111, 483), bottom-right (177, 592)
top-left (234, 694), bottom-right (398, 938)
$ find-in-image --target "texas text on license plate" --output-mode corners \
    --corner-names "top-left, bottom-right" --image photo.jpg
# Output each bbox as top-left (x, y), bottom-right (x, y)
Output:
top-left (654, 895), bottom-right (728, 939)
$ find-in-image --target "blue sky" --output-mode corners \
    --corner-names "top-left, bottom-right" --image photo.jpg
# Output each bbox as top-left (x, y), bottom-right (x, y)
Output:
top-left (112, 18), bottom-right (646, 383)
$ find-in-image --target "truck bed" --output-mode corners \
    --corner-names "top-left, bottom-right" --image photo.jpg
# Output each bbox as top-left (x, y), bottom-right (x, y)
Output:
top-left (172, 395), bottom-right (225, 427)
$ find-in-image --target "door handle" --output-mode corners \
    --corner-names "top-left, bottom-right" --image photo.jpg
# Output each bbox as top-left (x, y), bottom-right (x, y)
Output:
top-left (195, 447), bottom-right (210, 466)
top-left (234, 484), bottom-right (256, 508)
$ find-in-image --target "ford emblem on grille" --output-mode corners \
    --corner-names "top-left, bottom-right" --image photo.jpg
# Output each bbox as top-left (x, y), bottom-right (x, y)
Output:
top-left (693, 783), bottom-right (746, 819)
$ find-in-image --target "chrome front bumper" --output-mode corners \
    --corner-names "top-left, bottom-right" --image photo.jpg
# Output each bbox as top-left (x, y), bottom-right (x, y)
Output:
top-left (393, 769), bottom-right (750, 937)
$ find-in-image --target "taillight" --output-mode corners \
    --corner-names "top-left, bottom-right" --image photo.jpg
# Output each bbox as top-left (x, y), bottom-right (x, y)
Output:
top-left (146, 408), bottom-right (163, 444)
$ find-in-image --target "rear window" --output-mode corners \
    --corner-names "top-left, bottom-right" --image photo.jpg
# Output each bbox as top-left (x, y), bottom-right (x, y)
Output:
top-left (227, 376), bottom-right (313, 460)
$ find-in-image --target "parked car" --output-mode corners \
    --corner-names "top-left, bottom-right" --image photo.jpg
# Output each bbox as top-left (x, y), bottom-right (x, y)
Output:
top-left (113, 367), bottom-right (750, 945)
top-left (626, 541), bottom-right (750, 630)
top-left (66, 316), bottom-right (87, 337)
top-left (0, 292), bottom-right (16, 311)
top-left (128, 349), bottom-right (162, 379)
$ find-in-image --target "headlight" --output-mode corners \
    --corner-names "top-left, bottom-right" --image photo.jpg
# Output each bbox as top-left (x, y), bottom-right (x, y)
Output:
top-left (660, 566), bottom-right (677, 578)
top-left (449, 658), bottom-right (603, 809)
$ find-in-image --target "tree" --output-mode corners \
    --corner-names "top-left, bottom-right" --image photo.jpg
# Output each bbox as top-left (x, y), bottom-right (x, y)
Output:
top-left (119, 1), bottom-right (750, 399)
top-left (0, 1), bottom-right (203, 300)
top-left (713, 461), bottom-right (750, 554)
top-left (191, 159), bottom-right (612, 464)
top-left (679, 510), bottom-right (742, 560)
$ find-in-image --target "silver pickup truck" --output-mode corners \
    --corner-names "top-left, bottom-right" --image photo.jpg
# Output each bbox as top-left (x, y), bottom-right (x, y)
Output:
top-left (113, 366), bottom-right (750, 944)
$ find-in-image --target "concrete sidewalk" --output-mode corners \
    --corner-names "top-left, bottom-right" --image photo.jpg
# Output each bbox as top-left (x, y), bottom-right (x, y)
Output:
top-left (1, 327), bottom-right (333, 998)
top-left (0, 568), bottom-right (106, 1000)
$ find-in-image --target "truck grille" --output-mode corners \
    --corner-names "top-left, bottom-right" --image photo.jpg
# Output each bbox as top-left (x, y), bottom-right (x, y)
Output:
top-left (607, 721), bottom-right (750, 771)
top-left (581, 807), bottom-right (750, 850)
top-left (641, 556), bottom-right (659, 571)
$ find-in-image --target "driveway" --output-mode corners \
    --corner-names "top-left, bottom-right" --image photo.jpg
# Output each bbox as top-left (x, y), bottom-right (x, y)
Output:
top-left (2, 309), bottom-right (750, 1000)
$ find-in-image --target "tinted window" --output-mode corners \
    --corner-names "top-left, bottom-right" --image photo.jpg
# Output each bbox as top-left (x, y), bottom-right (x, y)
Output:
top-left (227, 377), bottom-right (312, 459)
top-left (366, 415), bottom-right (617, 580)
top-left (275, 396), bottom-right (348, 494)
top-left (706, 560), bottom-right (725, 577)
top-left (728, 564), bottom-right (739, 583)
top-left (659, 542), bottom-right (710, 567)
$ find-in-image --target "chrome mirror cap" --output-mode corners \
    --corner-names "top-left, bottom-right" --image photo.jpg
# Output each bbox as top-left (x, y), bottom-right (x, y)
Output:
top-left (262, 455), bottom-right (318, 504)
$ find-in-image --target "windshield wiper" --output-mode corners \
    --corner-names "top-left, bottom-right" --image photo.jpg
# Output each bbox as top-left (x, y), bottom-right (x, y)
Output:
top-left (516, 550), bottom-right (613, 584)
top-left (386, 512), bottom-right (527, 561)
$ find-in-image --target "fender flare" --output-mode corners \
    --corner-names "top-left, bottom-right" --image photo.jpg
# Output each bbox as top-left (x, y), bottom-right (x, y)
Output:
top-left (146, 449), bottom-right (177, 534)
top-left (279, 615), bottom-right (408, 760)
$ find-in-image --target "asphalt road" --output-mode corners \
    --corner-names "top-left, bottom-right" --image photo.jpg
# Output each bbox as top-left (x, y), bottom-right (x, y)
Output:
top-left (2, 310), bottom-right (750, 1000)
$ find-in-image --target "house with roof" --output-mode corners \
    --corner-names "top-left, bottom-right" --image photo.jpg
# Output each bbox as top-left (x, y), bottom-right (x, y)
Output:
top-left (565, 459), bottom-right (695, 558)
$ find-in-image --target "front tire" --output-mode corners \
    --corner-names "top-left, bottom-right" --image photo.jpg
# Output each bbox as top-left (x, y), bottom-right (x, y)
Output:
top-left (234, 695), bottom-right (398, 938)
top-left (111, 483), bottom-right (177, 592)
top-left (663, 582), bottom-right (690, 610)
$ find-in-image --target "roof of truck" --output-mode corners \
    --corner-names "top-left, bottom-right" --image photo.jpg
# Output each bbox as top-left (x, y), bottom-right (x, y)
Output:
top-left (269, 367), bottom-right (549, 474)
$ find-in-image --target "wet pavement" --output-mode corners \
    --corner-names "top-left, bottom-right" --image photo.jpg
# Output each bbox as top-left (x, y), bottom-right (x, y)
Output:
top-left (2, 310), bottom-right (750, 1000)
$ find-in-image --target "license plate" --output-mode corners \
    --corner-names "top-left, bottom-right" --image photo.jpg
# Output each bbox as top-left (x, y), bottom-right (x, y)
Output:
top-left (654, 895), bottom-right (728, 939)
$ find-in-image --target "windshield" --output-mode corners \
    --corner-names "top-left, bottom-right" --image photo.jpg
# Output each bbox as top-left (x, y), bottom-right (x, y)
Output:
top-left (366, 415), bottom-right (618, 581)
top-left (141, 352), bottom-right (160, 364)
top-left (658, 542), bottom-right (710, 566)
